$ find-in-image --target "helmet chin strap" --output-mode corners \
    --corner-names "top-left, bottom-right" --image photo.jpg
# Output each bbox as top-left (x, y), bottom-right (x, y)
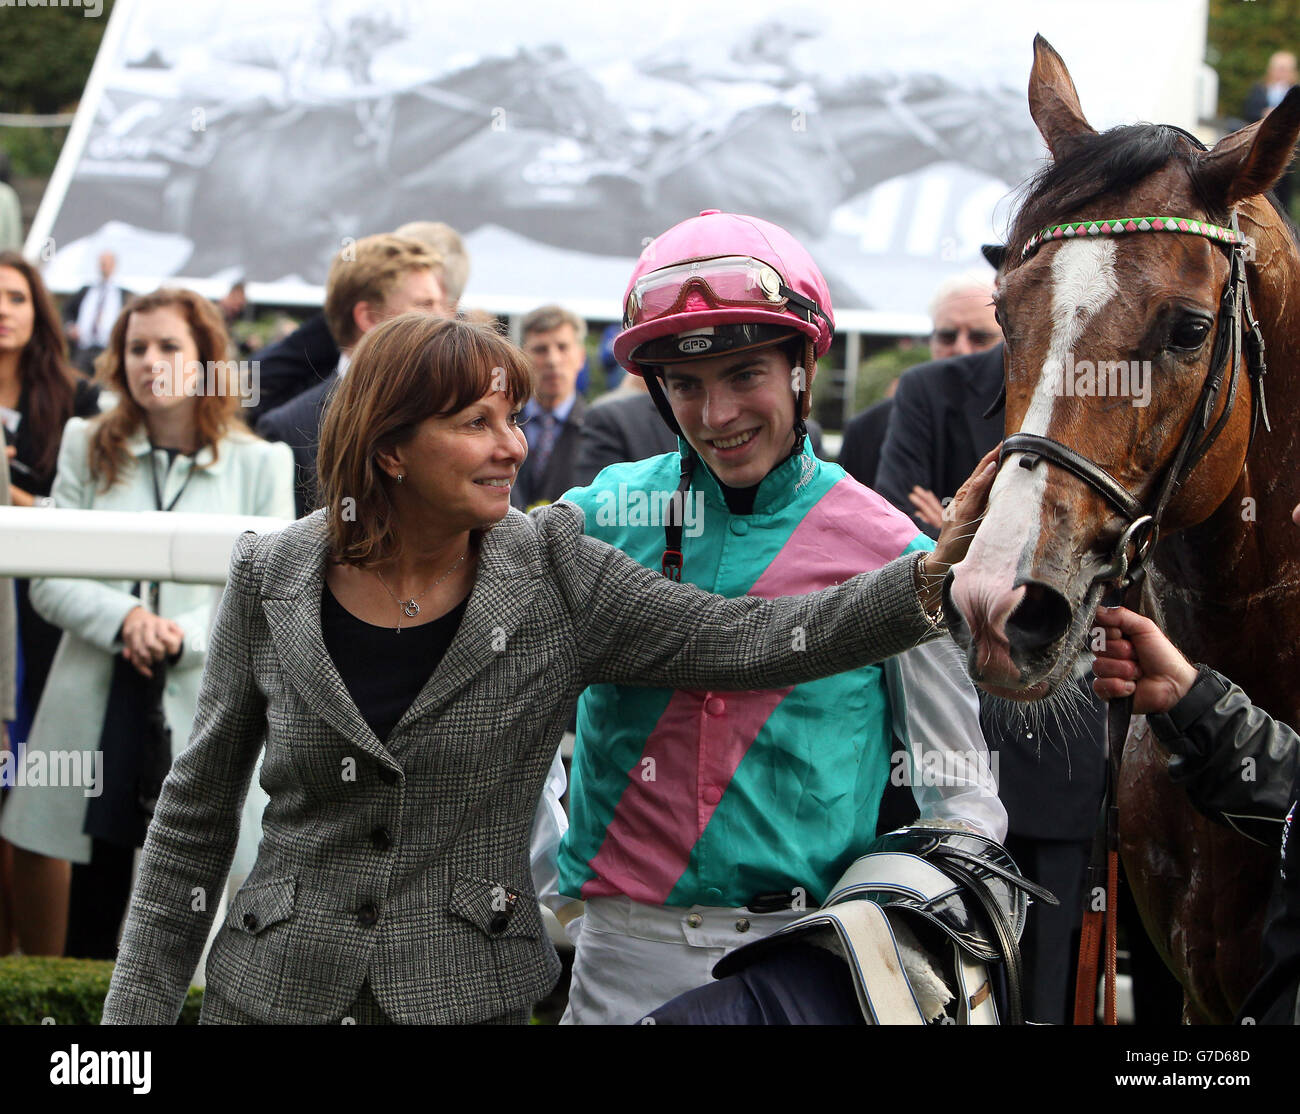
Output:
top-left (641, 341), bottom-right (816, 580)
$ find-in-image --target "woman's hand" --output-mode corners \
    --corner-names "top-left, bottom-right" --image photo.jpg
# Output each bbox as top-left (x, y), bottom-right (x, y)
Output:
top-left (120, 605), bottom-right (185, 678)
top-left (1090, 605), bottom-right (1199, 714)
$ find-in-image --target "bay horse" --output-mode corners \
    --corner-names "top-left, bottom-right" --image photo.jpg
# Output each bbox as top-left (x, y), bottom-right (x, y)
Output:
top-left (945, 36), bottom-right (1300, 1023)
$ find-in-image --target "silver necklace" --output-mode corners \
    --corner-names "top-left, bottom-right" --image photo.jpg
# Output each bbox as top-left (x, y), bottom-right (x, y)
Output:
top-left (373, 551), bottom-right (468, 632)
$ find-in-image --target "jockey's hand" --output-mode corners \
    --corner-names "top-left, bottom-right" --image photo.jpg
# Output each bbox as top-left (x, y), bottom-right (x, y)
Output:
top-left (930, 445), bottom-right (999, 574)
top-left (1090, 605), bottom-right (1199, 714)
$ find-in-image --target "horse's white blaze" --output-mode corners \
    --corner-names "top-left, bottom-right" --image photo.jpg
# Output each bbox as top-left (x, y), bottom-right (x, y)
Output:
top-left (952, 240), bottom-right (1119, 649)
top-left (1023, 239), bottom-right (1119, 436)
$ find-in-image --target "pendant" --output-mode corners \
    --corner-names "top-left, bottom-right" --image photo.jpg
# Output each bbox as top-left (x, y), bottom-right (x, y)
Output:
top-left (402, 599), bottom-right (420, 618)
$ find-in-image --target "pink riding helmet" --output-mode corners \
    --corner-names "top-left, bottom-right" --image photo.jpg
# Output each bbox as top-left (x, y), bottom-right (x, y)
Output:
top-left (613, 210), bottom-right (835, 373)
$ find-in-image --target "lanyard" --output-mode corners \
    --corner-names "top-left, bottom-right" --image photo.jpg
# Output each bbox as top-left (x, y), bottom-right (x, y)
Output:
top-left (147, 443), bottom-right (196, 513)
top-left (144, 444), bottom-right (196, 614)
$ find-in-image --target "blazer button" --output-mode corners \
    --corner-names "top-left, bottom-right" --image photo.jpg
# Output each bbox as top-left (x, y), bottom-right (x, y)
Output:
top-left (243, 912), bottom-right (258, 931)
top-left (488, 911), bottom-right (510, 935)
top-left (371, 826), bottom-right (392, 851)
top-left (378, 766), bottom-right (399, 786)
top-left (356, 903), bottom-right (379, 927)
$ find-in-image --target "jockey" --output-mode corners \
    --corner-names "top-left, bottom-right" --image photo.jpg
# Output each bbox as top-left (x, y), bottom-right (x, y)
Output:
top-left (555, 210), bottom-right (1007, 1024)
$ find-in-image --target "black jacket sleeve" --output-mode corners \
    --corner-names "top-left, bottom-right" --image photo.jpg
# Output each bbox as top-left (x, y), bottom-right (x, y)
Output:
top-left (874, 368), bottom-right (939, 538)
top-left (1147, 665), bottom-right (1300, 846)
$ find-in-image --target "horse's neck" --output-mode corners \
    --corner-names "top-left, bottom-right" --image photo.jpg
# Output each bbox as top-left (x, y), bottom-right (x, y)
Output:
top-left (1155, 205), bottom-right (1300, 722)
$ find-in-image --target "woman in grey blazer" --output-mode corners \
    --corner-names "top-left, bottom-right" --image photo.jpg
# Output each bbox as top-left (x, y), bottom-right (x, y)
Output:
top-left (102, 313), bottom-right (996, 1025)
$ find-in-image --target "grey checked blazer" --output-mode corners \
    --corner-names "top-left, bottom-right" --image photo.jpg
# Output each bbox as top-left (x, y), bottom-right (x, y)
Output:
top-left (101, 501), bottom-right (938, 1025)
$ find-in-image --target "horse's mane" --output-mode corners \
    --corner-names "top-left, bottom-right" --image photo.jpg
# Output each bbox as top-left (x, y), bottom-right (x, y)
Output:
top-left (1007, 122), bottom-right (1300, 260)
top-left (1007, 124), bottom-right (1205, 260)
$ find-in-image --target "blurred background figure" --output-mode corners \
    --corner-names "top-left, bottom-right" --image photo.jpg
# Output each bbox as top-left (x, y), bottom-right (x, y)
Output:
top-left (0, 252), bottom-right (102, 761)
top-left (246, 221), bottom-right (469, 424)
top-left (1243, 51), bottom-right (1298, 210)
top-left (512, 304), bottom-right (588, 510)
top-left (62, 251), bottom-right (127, 377)
top-left (0, 287), bottom-right (294, 959)
top-left (840, 270), bottom-right (998, 491)
top-left (256, 234), bottom-right (447, 516)
top-left (0, 154), bottom-right (21, 253)
top-left (0, 447), bottom-right (17, 956)
top-left (574, 360), bottom-right (675, 487)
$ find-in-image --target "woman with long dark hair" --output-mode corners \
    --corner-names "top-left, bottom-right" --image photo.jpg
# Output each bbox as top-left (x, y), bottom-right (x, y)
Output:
top-left (0, 252), bottom-right (100, 956)
top-left (0, 253), bottom-right (101, 724)
top-left (0, 287), bottom-right (293, 957)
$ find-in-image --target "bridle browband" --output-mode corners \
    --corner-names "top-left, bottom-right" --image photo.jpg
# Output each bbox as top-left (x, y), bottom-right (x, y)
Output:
top-left (997, 132), bottom-right (1272, 591)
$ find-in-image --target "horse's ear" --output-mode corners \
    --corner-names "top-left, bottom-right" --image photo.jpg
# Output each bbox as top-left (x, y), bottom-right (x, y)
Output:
top-left (1198, 87), bottom-right (1300, 207)
top-left (1028, 34), bottom-right (1096, 157)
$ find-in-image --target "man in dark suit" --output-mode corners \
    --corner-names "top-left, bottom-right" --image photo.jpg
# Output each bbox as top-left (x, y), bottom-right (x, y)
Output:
top-left (841, 271), bottom-right (999, 491)
top-left (873, 343), bottom-right (1004, 534)
top-left (837, 388), bottom-right (895, 489)
top-left (244, 311), bottom-right (340, 425)
top-left (873, 340), bottom-right (1108, 1024)
top-left (62, 251), bottom-right (126, 375)
top-left (257, 234), bottom-right (446, 517)
top-left (1244, 51), bottom-right (1298, 211)
top-left (512, 305), bottom-right (588, 510)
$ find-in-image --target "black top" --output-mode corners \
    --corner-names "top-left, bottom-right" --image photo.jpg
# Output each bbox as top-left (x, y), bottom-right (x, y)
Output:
top-left (6, 377), bottom-right (102, 496)
top-left (320, 581), bottom-right (468, 744)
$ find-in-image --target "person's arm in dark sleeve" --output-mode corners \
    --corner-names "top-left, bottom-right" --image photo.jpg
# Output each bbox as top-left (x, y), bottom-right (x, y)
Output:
top-left (1148, 666), bottom-right (1300, 846)
top-left (874, 369), bottom-right (939, 538)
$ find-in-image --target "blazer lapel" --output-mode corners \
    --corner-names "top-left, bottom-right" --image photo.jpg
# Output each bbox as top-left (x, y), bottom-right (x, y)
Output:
top-left (390, 514), bottom-right (542, 736)
top-left (257, 515), bottom-right (389, 763)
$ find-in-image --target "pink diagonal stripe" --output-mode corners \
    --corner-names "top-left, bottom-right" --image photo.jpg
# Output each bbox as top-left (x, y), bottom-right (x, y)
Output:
top-left (581, 687), bottom-right (789, 903)
top-left (581, 475), bottom-right (919, 904)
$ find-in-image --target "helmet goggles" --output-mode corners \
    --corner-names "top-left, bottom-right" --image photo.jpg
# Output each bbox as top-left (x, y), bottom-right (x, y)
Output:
top-left (623, 255), bottom-right (823, 332)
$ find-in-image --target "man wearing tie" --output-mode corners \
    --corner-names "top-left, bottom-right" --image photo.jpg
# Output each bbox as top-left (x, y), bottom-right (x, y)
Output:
top-left (63, 252), bottom-right (125, 375)
top-left (511, 304), bottom-right (587, 510)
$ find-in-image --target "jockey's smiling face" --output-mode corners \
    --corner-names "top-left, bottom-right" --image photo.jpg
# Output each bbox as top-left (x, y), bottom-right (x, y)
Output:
top-left (659, 345), bottom-right (808, 489)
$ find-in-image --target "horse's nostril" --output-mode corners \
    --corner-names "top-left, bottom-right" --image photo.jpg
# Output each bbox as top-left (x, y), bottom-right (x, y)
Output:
top-left (1005, 582), bottom-right (1071, 654)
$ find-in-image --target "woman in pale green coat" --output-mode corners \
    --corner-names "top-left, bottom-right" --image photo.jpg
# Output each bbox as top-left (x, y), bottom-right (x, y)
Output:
top-left (0, 288), bottom-right (294, 956)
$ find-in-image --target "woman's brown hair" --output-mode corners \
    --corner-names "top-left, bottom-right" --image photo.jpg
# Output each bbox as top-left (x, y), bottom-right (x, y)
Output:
top-left (318, 313), bottom-right (533, 567)
top-left (89, 288), bottom-right (242, 490)
top-left (0, 251), bottom-right (78, 480)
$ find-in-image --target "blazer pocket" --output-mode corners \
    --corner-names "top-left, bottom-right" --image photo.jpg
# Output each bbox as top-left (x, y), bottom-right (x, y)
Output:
top-left (447, 873), bottom-right (542, 941)
top-left (225, 875), bottom-right (297, 935)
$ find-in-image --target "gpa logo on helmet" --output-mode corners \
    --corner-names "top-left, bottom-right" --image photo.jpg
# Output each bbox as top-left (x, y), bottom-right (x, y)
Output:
top-left (678, 336), bottom-right (712, 354)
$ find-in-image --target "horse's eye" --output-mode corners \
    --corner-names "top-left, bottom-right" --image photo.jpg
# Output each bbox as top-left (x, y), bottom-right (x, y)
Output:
top-left (1169, 318), bottom-right (1211, 350)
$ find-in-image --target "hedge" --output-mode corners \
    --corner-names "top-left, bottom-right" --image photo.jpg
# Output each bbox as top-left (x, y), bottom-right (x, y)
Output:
top-left (0, 957), bottom-right (203, 1025)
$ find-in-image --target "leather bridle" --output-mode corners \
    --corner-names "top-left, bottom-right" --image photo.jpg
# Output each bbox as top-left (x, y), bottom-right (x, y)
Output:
top-left (995, 163), bottom-right (1271, 593)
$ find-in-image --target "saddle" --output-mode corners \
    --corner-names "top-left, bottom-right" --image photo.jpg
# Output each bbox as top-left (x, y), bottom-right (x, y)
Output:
top-left (713, 826), bottom-right (1057, 1024)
